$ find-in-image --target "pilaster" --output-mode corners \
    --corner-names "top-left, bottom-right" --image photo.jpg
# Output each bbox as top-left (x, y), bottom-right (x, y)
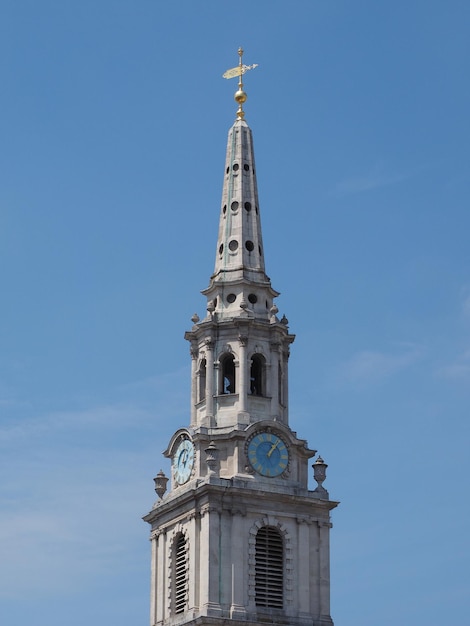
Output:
top-left (199, 505), bottom-right (222, 616)
top-left (204, 339), bottom-right (215, 425)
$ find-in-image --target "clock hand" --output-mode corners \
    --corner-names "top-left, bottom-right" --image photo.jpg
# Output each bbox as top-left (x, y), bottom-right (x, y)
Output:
top-left (267, 441), bottom-right (279, 458)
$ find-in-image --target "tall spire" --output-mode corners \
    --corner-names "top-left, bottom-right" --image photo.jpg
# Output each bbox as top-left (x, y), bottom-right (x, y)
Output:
top-left (203, 49), bottom-right (278, 322)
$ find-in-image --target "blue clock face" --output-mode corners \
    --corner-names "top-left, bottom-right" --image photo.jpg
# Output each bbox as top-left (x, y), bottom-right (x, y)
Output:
top-left (247, 432), bottom-right (289, 477)
top-left (173, 439), bottom-right (195, 484)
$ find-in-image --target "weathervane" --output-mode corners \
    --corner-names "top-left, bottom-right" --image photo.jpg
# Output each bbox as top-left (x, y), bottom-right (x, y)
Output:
top-left (222, 47), bottom-right (258, 120)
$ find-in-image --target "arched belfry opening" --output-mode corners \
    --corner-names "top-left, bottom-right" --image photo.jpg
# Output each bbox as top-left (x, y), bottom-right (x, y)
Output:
top-left (198, 358), bottom-right (206, 402)
top-left (220, 353), bottom-right (235, 394)
top-left (250, 353), bottom-right (265, 396)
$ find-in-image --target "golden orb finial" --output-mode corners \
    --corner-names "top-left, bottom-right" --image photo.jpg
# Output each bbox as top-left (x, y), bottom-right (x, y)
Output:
top-left (222, 48), bottom-right (258, 120)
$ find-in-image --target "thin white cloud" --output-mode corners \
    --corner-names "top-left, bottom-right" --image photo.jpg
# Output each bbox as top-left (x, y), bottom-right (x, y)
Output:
top-left (336, 343), bottom-right (423, 387)
top-left (334, 167), bottom-right (408, 196)
top-left (0, 468), bottom-right (147, 597)
top-left (0, 367), bottom-right (189, 445)
top-left (460, 286), bottom-right (470, 319)
top-left (0, 427), bottom-right (161, 598)
top-left (120, 366), bottom-right (189, 392)
top-left (0, 404), bottom-right (150, 444)
top-left (437, 349), bottom-right (470, 381)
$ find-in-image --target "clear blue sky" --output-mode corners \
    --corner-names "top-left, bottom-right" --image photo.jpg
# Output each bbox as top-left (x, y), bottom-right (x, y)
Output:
top-left (1, 2), bottom-right (469, 625)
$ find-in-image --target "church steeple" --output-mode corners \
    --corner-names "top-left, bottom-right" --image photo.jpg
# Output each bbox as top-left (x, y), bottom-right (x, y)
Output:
top-left (185, 50), bottom-right (294, 432)
top-left (144, 51), bottom-right (337, 626)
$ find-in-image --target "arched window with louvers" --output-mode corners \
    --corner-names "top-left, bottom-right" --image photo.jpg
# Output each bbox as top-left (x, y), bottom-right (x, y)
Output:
top-left (172, 532), bottom-right (188, 614)
top-left (255, 525), bottom-right (284, 609)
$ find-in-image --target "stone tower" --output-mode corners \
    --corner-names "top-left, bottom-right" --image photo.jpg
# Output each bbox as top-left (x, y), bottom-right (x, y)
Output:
top-left (144, 50), bottom-right (337, 626)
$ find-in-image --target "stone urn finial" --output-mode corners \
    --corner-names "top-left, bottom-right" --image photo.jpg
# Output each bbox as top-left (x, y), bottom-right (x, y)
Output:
top-left (270, 304), bottom-right (279, 323)
top-left (205, 441), bottom-right (220, 477)
top-left (313, 456), bottom-right (329, 499)
top-left (153, 469), bottom-right (169, 500)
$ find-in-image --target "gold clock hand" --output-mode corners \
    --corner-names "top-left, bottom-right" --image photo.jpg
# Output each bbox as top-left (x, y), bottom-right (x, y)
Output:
top-left (267, 441), bottom-right (279, 458)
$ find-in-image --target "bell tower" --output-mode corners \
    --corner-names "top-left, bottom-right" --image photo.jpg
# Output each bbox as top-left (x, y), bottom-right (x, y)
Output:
top-left (144, 49), bottom-right (338, 626)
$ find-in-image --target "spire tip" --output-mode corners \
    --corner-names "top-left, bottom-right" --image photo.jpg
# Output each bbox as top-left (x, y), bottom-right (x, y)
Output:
top-left (222, 48), bottom-right (258, 120)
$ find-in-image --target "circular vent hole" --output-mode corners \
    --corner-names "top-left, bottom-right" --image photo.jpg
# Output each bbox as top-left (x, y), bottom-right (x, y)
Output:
top-left (248, 294), bottom-right (258, 304)
top-left (227, 294), bottom-right (236, 303)
top-left (233, 163), bottom-right (239, 171)
top-left (231, 201), bottom-right (239, 211)
top-left (223, 205), bottom-right (227, 214)
top-left (219, 244), bottom-right (224, 255)
top-left (244, 163), bottom-right (249, 171)
top-left (244, 202), bottom-right (252, 211)
top-left (245, 240), bottom-right (254, 252)
top-left (229, 240), bottom-right (238, 251)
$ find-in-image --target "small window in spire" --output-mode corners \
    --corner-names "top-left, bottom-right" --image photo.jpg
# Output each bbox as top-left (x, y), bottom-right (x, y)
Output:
top-left (231, 201), bottom-right (239, 211)
top-left (248, 293), bottom-right (257, 304)
top-left (219, 243), bottom-right (224, 255)
top-left (244, 163), bottom-right (250, 171)
top-left (227, 294), bottom-right (236, 304)
top-left (246, 241), bottom-right (254, 252)
top-left (233, 163), bottom-right (239, 171)
top-left (223, 204), bottom-right (227, 214)
top-left (244, 202), bottom-right (252, 212)
top-left (229, 240), bottom-right (238, 252)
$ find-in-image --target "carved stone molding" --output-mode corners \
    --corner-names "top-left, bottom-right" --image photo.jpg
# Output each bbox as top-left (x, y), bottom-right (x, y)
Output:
top-left (228, 507), bottom-right (247, 517)
top-left (238, 334), bottom-right (248, 346)
top-left (204, 337), bottom-right (214, 350)
top-left (199, 503), bottom-right (220, 517)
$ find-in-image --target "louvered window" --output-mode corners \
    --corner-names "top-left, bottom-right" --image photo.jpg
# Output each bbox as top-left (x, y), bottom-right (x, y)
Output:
top-left (255, 526), bottom-right (284, 608)
top-left (174, 534), bottom-right (187, 614)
